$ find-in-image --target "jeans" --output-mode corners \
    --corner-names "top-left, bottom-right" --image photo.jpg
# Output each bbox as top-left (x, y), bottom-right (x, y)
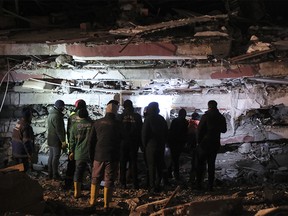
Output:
top-left (48, 146), bottom-right (61, 177)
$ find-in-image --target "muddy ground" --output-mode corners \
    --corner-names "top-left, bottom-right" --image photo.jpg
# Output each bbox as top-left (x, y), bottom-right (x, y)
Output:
top-left (25, 152), bottom-right (288, 216)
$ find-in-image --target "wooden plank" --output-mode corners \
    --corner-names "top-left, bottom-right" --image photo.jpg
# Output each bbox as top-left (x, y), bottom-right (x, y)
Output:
top-left (163, 185), bottom-right (180, 209)
top-left (0, 163), bottom-right (24, 172)
top-left (229, 48), bottom-right (276, 63)
top-left (109, 15), bottom-right (227, 36)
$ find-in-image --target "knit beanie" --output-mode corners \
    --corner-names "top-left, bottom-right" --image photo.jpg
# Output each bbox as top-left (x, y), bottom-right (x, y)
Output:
top-left (54, 100), bottom-right (65, 109)
top-left (106, 103), bottom-right (118, 115)
top-left (75, 99), bottom-right (86, 109)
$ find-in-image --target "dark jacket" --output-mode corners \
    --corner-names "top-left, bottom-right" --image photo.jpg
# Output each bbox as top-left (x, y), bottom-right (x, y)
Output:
top-left (88, 113), bottom-right (122, 162)
top-left (12, 118), bottom-right (34, 158)
top-left (142, 113), bottom-right (168, 149)
top-left (69, 117), bottom-right (93, 161)
top-left (119, 108), bottom-right (142, 149)
top-left (47, 106), bottom-right (66, 147)
top-left (197, 108), bottom-right (227, 152)
top-left (168, 116), bottom-right (188, 148)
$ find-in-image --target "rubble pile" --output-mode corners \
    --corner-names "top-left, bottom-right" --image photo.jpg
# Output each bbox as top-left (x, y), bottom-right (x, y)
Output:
top-left (1, 151), bottom-right (288, 216)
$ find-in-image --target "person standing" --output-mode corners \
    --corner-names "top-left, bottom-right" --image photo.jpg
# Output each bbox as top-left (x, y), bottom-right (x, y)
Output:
top-left (119, 99), bottom-right (142, 189)
top-left (64, 99), bottom-right (87, 189)
top-left (196, 100), bottom-right (227, 191)
top-left (168, 108), bottom-right (188, 180)
top-left (11, 107), bottom-right (34, 172)
top-left (187, 112), bottom-right (201, 184)
top-left (47, 99), bottom-right (67, 180)
top-left (69, 108), bottom-right (93, 198)
top-left (142, 102), bottom-right (168, 193)
top-left (88, 103), bottom-right (121, 211)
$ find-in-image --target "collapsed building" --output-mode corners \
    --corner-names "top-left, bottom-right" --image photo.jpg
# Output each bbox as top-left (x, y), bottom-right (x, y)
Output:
top-left (0, 0), bottom-right (288, 215)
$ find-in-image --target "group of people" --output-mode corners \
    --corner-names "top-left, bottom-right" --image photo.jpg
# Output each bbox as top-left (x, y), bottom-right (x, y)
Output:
top-left (168, 100), bottom-right (227, 191)
top-left (11, 98), bottom-right (227, 211)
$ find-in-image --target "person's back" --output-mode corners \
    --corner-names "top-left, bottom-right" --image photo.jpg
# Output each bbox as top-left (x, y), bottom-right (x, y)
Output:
top-left (187, 112), bottom-right (200, 149)
top-left (88, 103), bottom-right (121, 210)
top-left (47, 106), bottom-right (65, 148)
top-left (169, 109), bottom-right (188, 147)
top-left (196, 100), bottom-right (227, 191)
top-left (143, 113), bottom-right (167, 146)
top-left (168, 108), bottom-right (188, 180)
top-left (142, 102), bottom-right (168, 192)
top-left (119, 99), bottom-right (142, 189)
top-left (90, 112), bottom-right (122, 162)
top-left (65, 99), bottom-right (89, 189)
top-left (187, 112), bottom-right (200, 183)
top-left (69, 108), bottom-right (93, 198)
top-left (198, 105), bottom-right (227, 152)
top-left (70, 115), bottom-right (93, 161)
top-left (121, 108), bottom-right (142, 145)
top-left (67, 99), bottom-right (88, 142)
top-left (47, 100), bottom-right (66, 180)
top-left (12, 107), bottom-right (34, 171)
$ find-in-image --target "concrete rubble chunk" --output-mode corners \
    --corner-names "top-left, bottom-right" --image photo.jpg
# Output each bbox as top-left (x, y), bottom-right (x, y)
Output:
top-left (149, 197), bottom-right (243, 216)
top-left (0, 170), bottom-right (45, 215)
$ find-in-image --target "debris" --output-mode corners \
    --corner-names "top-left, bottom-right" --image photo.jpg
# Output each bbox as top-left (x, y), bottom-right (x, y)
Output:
top-left (151, 198), bottom-right (243, 216)
top-left (162, 185), bottom-right (181, 209)
top-left (109, 15), bottom-right (228, 36)
top-left (0, 163), bottom-right (24, 172)
top-left (255, 206), bottom-right (288, 216)
top-left (130, 197), bottom-right (170, 215)
top-left (229, 48), bottom-right (276, 63)
top-left (0, 171), bottom-right (45, 215)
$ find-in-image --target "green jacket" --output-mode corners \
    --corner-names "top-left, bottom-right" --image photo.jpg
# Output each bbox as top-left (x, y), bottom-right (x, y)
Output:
top-left (69, 117), bottom-right (93, 161)
top-left (47, 106), bottom-right (66, 147)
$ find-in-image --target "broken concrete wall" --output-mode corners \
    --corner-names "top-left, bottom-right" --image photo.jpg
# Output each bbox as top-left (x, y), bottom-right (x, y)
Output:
top-left (1, 88), bottom-right (288, 169)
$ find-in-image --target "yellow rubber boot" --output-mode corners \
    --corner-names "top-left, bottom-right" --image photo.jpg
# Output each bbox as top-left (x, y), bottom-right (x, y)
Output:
top-left (104, 187), bottom-right (113, 209)
top-left (89, 184), bottom-right (99, 206)
top-left (74, 182), bottom-right (81, 198)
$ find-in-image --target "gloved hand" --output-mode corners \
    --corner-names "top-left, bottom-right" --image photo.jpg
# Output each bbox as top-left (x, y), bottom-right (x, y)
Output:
top-left (61, 141), bottom-right (67, 149)
top-left (69, 152), bottom-right (74, 160)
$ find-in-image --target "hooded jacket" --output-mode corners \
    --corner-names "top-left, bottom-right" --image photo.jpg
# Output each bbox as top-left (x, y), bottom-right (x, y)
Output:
top-left (47, 106), bottom-right (66, 147)
top-left (142, 111), bottom-right (168, 149)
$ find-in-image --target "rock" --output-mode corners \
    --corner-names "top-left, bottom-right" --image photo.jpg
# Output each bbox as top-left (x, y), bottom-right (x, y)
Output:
top-left (0, 171), bottom-right (45, 215)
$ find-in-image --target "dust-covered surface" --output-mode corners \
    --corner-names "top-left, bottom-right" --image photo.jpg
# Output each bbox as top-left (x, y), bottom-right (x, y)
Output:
top-left (16, 151), bottom-right (288, 216)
